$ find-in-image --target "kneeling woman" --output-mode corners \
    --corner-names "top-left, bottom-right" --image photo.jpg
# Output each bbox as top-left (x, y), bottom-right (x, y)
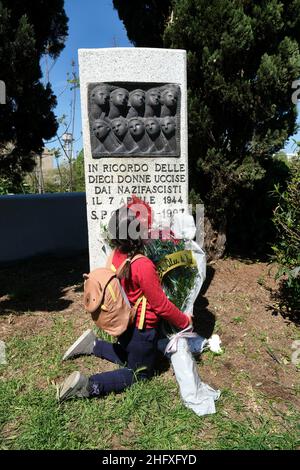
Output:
top-left (58, 207), bottom-right (192, 401)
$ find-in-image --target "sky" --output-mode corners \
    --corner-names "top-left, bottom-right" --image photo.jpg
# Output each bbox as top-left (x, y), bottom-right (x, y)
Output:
top-left (42, 0), bottom-right (299, 157)
top-left (42, 0), bottom-right (132, 158)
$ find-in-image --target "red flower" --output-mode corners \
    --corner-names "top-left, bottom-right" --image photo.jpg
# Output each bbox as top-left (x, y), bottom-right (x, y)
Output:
top-left (126, 195), bottom-right (153, 230)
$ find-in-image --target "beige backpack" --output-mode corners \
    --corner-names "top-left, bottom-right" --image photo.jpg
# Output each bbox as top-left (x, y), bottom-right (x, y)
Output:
top-left (83, 250), bottom-right (147, 336)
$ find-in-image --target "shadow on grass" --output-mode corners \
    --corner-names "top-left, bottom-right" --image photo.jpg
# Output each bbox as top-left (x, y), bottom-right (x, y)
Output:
top-left (0, 254), bottom-right (217, 339)
top-left (0, 253), bottom-right (89, 315)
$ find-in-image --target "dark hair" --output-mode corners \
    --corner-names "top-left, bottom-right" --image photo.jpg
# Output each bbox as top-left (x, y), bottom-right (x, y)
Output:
top-left (108, 207), bottom-right (146, 258)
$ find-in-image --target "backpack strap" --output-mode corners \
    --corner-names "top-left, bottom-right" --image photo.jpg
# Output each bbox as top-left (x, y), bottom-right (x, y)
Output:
top-left (115, 253), bottom-right (147, 279)
top-left (107, 284), bottom-right (117, 302)
top-left (116, 258), bottom-right (131, 279)
top-left (139, 296), bottom-right (147, 330)
top-left (131, 254), bottom-right (146, 263)
top-left (132, 295), bottom-right (147, 330)
top-left (130, 254), bottom-right (147, 328)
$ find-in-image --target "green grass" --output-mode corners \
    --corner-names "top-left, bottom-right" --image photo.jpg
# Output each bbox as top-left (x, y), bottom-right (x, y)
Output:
top-left (0, 316), bottom-right (299, 450)
top-left (232, 316), bottom-right (244, 324)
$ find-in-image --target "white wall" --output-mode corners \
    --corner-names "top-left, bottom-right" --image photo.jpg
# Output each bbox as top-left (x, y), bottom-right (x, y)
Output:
top-left (0, 193), bottom-right (88, 264)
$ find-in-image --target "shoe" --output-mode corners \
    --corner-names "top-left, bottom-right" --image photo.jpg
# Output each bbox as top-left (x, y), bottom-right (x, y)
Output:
top-left (62, 329), bottom-right (96, 361)
top-left (58, 371), bottom-right (90, 402)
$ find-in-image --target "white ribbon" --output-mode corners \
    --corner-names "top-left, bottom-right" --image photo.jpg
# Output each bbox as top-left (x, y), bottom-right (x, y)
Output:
top-left (165, 325), bottom-right (198, 354)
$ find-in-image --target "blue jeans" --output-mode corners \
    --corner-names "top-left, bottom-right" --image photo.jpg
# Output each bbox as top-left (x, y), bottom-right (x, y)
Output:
top-left (88, 327), bottom-right (158, 397)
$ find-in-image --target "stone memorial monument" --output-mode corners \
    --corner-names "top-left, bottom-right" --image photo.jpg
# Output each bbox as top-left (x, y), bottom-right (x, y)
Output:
top-left (79, 48), bottom-right (189, 269)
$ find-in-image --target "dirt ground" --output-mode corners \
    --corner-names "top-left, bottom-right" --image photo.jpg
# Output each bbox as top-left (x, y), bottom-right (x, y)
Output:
top-left (0, 254), bottom-right (299, 415)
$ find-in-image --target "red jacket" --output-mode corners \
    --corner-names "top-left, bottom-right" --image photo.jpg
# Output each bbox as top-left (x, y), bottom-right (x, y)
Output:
top-left (112, 249), bottom-right (190, 330)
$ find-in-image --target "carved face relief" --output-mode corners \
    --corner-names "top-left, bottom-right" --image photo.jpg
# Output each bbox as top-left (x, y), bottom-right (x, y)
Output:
top-left (162, 89), bottom-right (177, 107)
top-left (111, 88), bottom-right (129, 107)
top-left (130, 90), bottom-right (145, 109)
top-left (129, 118), bottom-right (145, 138)
top-left (88, 82), bottom-right (180, 156)
top-left (145, 118), bottom-right (160, 137)
top-left (91, 87), bottom-right (110, 106)
top-left (111, 118), bottom-right (128, 138)
top-left (161, 117), bottom-right (176, 137)
top-left (146, 88), bottom-right (161, 107)
top-left (93, 119), bottom-right (111, 140)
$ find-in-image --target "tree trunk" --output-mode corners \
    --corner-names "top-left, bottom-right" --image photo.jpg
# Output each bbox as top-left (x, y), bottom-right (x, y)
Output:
top-left (203, 216), bottom-right (227, 262)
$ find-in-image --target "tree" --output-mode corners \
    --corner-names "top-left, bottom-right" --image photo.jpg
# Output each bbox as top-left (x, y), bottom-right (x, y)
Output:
top-left (114, 0), bottom-right (300, 254)
top-left (112, 0), bottom-right (171, 47)
top-left (272, 155), bottom-right (300, 317)
top-left (26, 149), bottom-right (85, 194)
top-left (0, 0), bottom-right (68, 190)
top-left (73, 150), bottom-right (85, 192)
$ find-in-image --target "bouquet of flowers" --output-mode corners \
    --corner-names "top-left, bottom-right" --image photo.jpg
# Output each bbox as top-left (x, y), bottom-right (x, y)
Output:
top-left (144, 236), bottom-right (198, 311)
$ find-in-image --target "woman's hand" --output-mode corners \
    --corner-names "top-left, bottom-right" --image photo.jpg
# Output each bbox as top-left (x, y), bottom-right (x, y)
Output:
top-left (186, 314), bottom-right (194, 326)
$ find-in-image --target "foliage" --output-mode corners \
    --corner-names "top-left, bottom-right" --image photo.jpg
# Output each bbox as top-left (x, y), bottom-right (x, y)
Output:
top-left (0, 176), bottom-right (15, 195)
top-left (0, 176), bottom-right (30, 195)
top-left (43, 166), bottom-right (71, 193)
top-left (0, 0), bottom-right (68, 189)
top-left (114, 0), bottom-right (300, 254)
top-left (73, 149), bottom-right (85, 192)
top-left (272, 156), bottom-right (300, 315)
top-left (227, 153), bottom-right (291, 255)
top-left (25, 149), bottom-right (85, 194)
top-left (112, 0), bottom-right (171, 47)
top-left (144, 238), bottom-right (184, 265)
top-left (145, 238), bottom-right (197, 306)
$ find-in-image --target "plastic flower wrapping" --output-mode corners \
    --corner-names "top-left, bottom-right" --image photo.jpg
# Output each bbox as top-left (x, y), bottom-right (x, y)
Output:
top-left (153, 250), bottom-right (205, 337)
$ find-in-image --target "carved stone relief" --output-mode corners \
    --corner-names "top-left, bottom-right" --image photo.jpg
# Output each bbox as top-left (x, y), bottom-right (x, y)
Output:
top-left (88, 82), bottom-right (180, 157)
